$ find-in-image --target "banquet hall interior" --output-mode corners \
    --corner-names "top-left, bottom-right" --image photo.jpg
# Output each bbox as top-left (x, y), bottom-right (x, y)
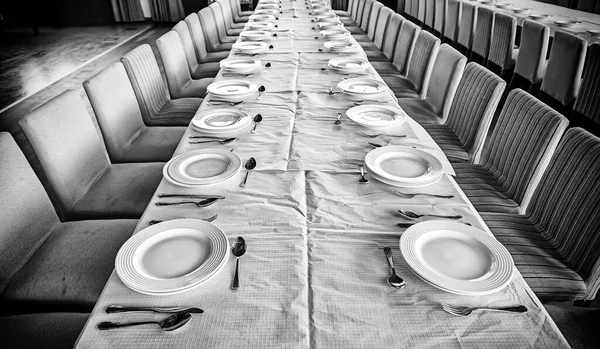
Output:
top-left (1, 0), bottom-right (600, 348)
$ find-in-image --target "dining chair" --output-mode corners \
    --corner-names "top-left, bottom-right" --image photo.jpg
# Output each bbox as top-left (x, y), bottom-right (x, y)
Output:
top-left (416, 0), bottom-right (425, 27)
top-left (335, 0), bottom-right (356, 17)
top-left (404, 0), bottom-right (412, 20)
top-left (470, 6), bottom-right (494, 65)
top-left (443, 0), bottom-right (461, 44)
top-left (228, 0), bottom-right (252, 22)
top-left (424, 0), bottom-right (435, 32)
top-left (0, 132), bottom-right (137, 315)
top-left (0, 312), bottom-right (89, 348)
top-left (172, 21), bottom-right (220, 79)
top-left (217, 0), bottom-right (246, 30)
top-left (358, 0), bottom-right (375, 36)
top-left (480, 127), bottom-right (600, 302)
top-left (121, 44), bottom-right (202, 126)
top-left (487, 12), bottom-right (517, 79)
top-left (398, 44), bottom-right (467, 124)
top-left (83, 62), bottom-right (186, 163)
top-left (433, 0), bottom-right (447, 38)
top-left (360, 6), bottom-right (394, 62)
top-left (509, 20), bottom-right (549, 93)
top-left (539, 30), bottom-right (587, 114)
top-left (351, 0), bottom-right (380, 36)
top-left (423, 62), bottom-right (506, 163)
top-left (156, 31), bottom-right (213, 99)
top-left (211, 2), bottom-right (243, 37)
top-left (453, 88), bottom-right (569, 215)
top-left (380, 13), bottom-right (403, 63)
top-left (208, 3), bottom-right (239, 44)
top-left (184, 13), bottom-right (231, 61)
top-left (456, 1), bottom-right (476, 56)
top-left (18, 90), bottom-right (164, 220)
top-left (340, 0), bottom-right (361, 25)
top-left (382, 30), bottom-right (440, 99)
top-left (372, 19), bottom-right (420, 77)
top-left (571, 43), bottom-right (600, 135)
top-left (198, 8), bottom-right (235, 52)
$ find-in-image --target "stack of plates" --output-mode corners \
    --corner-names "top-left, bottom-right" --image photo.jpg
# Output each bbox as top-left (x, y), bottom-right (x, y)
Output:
top-left (317, 15), bottom-right (341, 22)
top-left (254, 9), bottom-right (279, 15)
top-left (327, 57), bottom-right (370, 74)
top-left (555, 20), bottom-right (580, 28)
top-left (337, 78), bottom-right (387, 96)
top-left (246, 22), bottom-right (274, 31)
top-left (346, 105), bottom-right (407, 129)
top-left (324, 40), bottom-right (359, 53)
top-left (512, 7), bottom-right (530, 14)
top-left (233, 41), bottom-right (268, 54)
top-left (115, 219), bottom-right (230, 295)
top-left (364, 147), bottom-right (443, 187)
top-left (400, 221), bottom-right (515, 295)
top-left (220, 58), bottom-right (261, 74)
top-left (317, 21), bottom-right (343, 29)
top-left (256, 3), bottom-right (279, 10)
top-left (191, 109), bottom-right (252, 137)
top-left (240, 30), bottom-right (272, 41)
top-left (163, 149), bottom-right (242, 187)
top-left (207, 80), bottom-right (258, 101)
top-left (249, 14), bottom-right (276, 22)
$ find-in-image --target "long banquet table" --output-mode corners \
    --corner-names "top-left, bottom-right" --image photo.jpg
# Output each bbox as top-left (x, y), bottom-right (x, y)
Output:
top-left (75, 1), bottom-right (571, 347)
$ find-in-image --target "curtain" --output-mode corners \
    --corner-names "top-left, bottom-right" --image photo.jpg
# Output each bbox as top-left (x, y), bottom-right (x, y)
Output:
top-left (151, 0), bottom-right (185, 22)
top-left (111, 0), bottom-right (145, 22)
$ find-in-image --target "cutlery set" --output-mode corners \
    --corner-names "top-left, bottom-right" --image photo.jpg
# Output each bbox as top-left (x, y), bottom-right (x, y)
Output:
top-left (98, 308), bottom-right (198, 331)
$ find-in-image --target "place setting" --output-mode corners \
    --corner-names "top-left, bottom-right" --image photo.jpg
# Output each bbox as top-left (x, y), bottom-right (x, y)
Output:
top-left (205, 80), bottom-right (259, 105)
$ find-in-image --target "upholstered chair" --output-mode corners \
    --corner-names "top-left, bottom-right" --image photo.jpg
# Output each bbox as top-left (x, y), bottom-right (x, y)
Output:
top-left (18, 90), bottom-right (164, 220)
top-left (380, 13), bottom-right (403, 62)
top-left (453, 89), bottom-right (569, 215)
top-left (487, 12), bottom-right (517, 79)
top-left (398, 44), bottom-right (467, 124)
top-left (456, 1), bottom-right (476, 55)
top-left (228, 0), bottom-right (252, 22)
top-left (198, 8), bottom-right (234, 52)
top-left (481, 128), bottom-right (600, 302)
top-left (340, 0), bottom-right (361, 25)
top-left (423, 62), bottom-right (505, 163)
top-left (509, 20), bottom-right (549, 93)
top-left (382, 30), bottom-right (440, 99)
top-left (570, 43), bottom-right (600, 134)
top-left (121, 44), bottom-right (202, 126)
top-left (372, 19), bottom-right (420, 76)
top-left (539, 30), bottom-right (587, 114)
top-left (360, 6), bottom-right (394, 62)
top-left (433, 0), bottom-right (447, 38)
top-left (184, 13), bottom-right (231, 61)
top-left (209, 2), bottom-right (242, 40)
top-left (404, 0), bottom-right (413, 21)
top-left (83, 62), bottom-right (186, 163)
top-left (443, 0), bottom-right (461, 44)
top-left (216, 0), bottom-right (245, 31)
top-left (417, 0), bottom-right (426, 27)
top-left (335, 0), bottom-right (356, 17)
top-left (156, 31), bottom-right (213, 99)
top-left (358, 0), bottom-right (375, 34)
top-left (0, 313), bottom-right (89, 348)
top-left (470, 6), bottom-right (494, 65)
top-left (172, 21), bottom-right (220, 78)
top-left (0, 132), bottom-right (137, 315)
top-left (424, 0), bottom-right (435, 31)
top-left (349, 0), bottom-right (379, 35)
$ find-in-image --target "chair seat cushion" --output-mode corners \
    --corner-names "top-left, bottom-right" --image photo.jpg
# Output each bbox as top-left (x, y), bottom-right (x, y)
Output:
top-left (215, 42), bottom-right (234, 51)
top-left (422, 124), bottom-right (470, 163)
top-left (191, 62), bottom-right (221, 79)
top-left (372, 61), bottom-right (400, 76)
top-left (363, 49), bottom-right (389, 62)
top-left (347, 27), bottom-right (365, 35)
top-left (0, 313), bottom-right (89, 349)
top-left (146, 97), bottom-right (202, 126)
top-left (1, 219), bottom-right (136, 312)
top-left (205, 50), bottom-right (231, 62)
top-left (220, 36), bottom-right (238, 44)
top-left (72, 163), bottom-right (164, 219)
top-left (453, 163), bottom-right (521, 214)
top-left (398, 98), bottom-right (444, 125)
top-left (481, 213), bottom-right (587, 301)
top-left (354, 34), bottom-right (373, 43)
top-left (120, 126), bottom-right (186, 163)
top-left (382, 75), bottom-right (419, 99)
top-left (227, 28), bottom-right (243, 36)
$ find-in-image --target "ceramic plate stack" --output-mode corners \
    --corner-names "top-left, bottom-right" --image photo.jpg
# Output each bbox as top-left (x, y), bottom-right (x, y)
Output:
top-left (115, 219), bottom-right (230, 295)
top-left (163, 149), bottom-right (242, 187)
top-left (240, 30), bottom-right (272, 41)
top-left (400, 221), bottom-right (515, 295)
top-left (324, 41), bottom-right (359, 53)
top-left (249, 14), bottom-right (276, 22)
top-left (207, 80), bottom-right (258, 101)
top-left (254, 9), bottom-right (279, 16)
top-left (317, 21), bottom-right (343, 29)
top-left (364, 146), bottom-right (443, 187)
top-left (246, 21), bottom-right (274, 31)
top-left (327, 57), bottom-right (370, 74)
top-left (256, 4), bottom-right (279, 10)
top-left (220, 58), bottom-right (261, 74)
top-left (346, 105), bottom-right (407, 130)
top-left (320, 29), bottom-right (349, 40)
top-left (191, 109), bottom-right (252, 137)
top-left (233, 42), bottom-right (269, 54)
top-left (337, 78), bottom-right (387, 96)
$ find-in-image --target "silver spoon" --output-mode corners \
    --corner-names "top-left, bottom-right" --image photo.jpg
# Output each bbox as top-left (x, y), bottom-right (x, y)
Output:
top-left (383, 247), bottom-right (406, 289)
top-left (358, 165), bottom-right (369, 184)
top-left (334, 112), bottom-right (342, 125)
top-left (257, 85), bottom-right (266, 99)
top-left (155, 198), bottom-right (219, 207)
top-left (189, 137), bottom-right (236, 144)
top-left (106, 305), bottom-right (203, 314)
top-left (398, 209), bottom-right (462, 220)
top-left (240, 157), bottom-right (257, 187)
top-left (98, 312), bottom-right (192, 331)
top-left (263, 62), bottom-right (271, 73)
top-left (149, 214), bottom-right (218, 225)
top-left (231, 236), bottom-right (247, 290)
top-left (251, 114), bottom-right (263, 134)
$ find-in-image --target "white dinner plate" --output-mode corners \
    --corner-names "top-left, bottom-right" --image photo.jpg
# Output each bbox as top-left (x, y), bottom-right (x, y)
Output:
top-left (317, 15), bottom-right (340, 22)
top-left (365, 146), bottom-right (443, 185)
top-left (249, 14), bottom-right (276, 22)
top-left (246, 21), bottom-right (274, 31)
top-left (220, 58), bottom-right (261, 74)
top-left (337, 78), bottom-right (387, 96)
top-left (400, 221), bottom-right (514, 295)
top-left (588, 29), bottom-right (600, 37)
top-left (163, 149), bottom-right (242, 187)
top-left (316, 12), bottom-right (337, 19)
top-left (191, 109), bottom-right (251, 133)
top-left (511, 7), bottom-right (530, 14)
top-left (317, 21), bottom-right (343, 29)
top-left (254, 9), bottom-right (279, 15)
top-left (115, 219), bottom-right (229, 295)
top-left (494, 3), bottom-right (511, 9)
top-left (324, 40), bottom-right (359, 53)
top-left (327, 57), bottom-right (370, 74)
top-left (240, 30), bottom-right (272, 41)
top-left (529, 13), bottom-right (553, 20)
top-left (555, 20), bottom-right (581, 28)
top-left (232, 41), bottom-right (268, 54)
top-left (320, 28), bottom-right (350, 40)
top-left (346, 105), bottom-right (407, 129)
top-left (207, 80), bottom-right (258, 99)
top-left (256, 4), bottom-right (279, 10)
top-left (312, 8), bottom-right (333, 15)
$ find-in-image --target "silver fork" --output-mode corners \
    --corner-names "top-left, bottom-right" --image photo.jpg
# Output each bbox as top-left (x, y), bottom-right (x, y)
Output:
top-left (398, 209), bottom-right (462, 220)
top-left (440, 302), bottom-right (527, 317)
top-left (394, 189), bottom-right (454, 199)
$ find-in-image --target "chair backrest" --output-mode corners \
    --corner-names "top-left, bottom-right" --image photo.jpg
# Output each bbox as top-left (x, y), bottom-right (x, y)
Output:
top-left (121, 44), bottom-right (171, 124)
top-left (446, 62), bottom-right (506, 162)
top-left (471, 6), bottom-right (494, 61)
top-left (382, 13), bottom-right (403, 61)
top-left (366, 1), bottom-right (383, 41)
top-left (156, 31), bottom-right (195, 99)
top-left (487, 12), bottom-right (516, 71)
top-left (514, 20), bottom-right (549, 85)
top-left (172, 21), bottom-right (200, 76)
top-left (352, 0), bottom-right (363, 23)
top-left (404, 0), bottom-right (412, 16)
top-left (479, 89), bottom-right (568, 212)
top-left (526, 127), bottom-right (600, 300)
top-left (0, 132), bottom-right (59, 294)
top-left (83, 62), bottom-right (146, 163)
top-left (185, 13), bottom-right (210, 62)
top-left (572, 43), bottom-right (600, 127)
top-left (425, 0), bottom-right (435, 28)
top-left (209, 3), bottom-right (231, 41)
top-left (347, 0), bottom-right (356, 15)
top-left (18, 90), bottom-right (111, 213)
top-left (198, 7), bottom-right (222, 51)
top-left (392, 19), bottom-right (420, 75)
top-left (424, 44), bottom-right (467, 122)
top-left (406, 30), bottom-right (441, 98)
top-left (540, 30), bottom-right (587, 109)
top-left (373, 7), bottom-right (393, 48)
top-left (444, 0), bottom-right (461, 42)
top-left (228, 0), bottom-right (243, 18)
top-left (434, 0), bottom-right (447, 34)
top-left (360, 0), bottom-right (375, 32)
top-left (217, 0), bottom-right (236, 29)
top-left (456, 2), bottom-right (476, 51)
top-left (417, 0), bottom-right (425, 24)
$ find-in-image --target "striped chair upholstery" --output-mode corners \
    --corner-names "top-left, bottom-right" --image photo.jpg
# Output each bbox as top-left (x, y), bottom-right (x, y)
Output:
top-left (372, 19), bottom-right (420, 76)
top-left (121, 44), bottom-right (202, 126)
top-left (425, 0), bottom-right (435, 31)
top-left (539, 30), bottom-right (587, 113)
top-left (433, 0), bottom-right (447, 38)
top-left (172, 21), bottom-right (220, 79)
top-left (156, 31), bottom-right (213, 99)
top-left (184, 14), bottom-right (230, 62)
top-left (335, 0), bottom-right (355, 16)
top-left (381, 13), bottom-right (403, 62)
top-left (404, 0), bottom-right (412, 19)
top-left (198, 8), bottom-right (234, 52)
top-left (216, 0), bottom-right (245, 31)
top-left (456, 1), bottom-right (476, 55)
top-left (383, 30), bottom-right (440, 99)
top-left (443, 0), bottom-right (461, 44)
top-left (340, 0), bottom-right (362, 25)
top-left (423, 62), bottom-right (505, 163)
top-left (453, 89), bottom-right (569, 214)
top-left (361, 7), bottom-right (394, 62)
top-left (398, 44), bottom-right (467, 125)
top-left (359, 0), bottom-right (375, 34)
top-left (487, 12), bottom-right (517, 78)
top-left (482, 128), bottom-right (600, 301)
top-left (571, 43), bottom-right (600, 134)
top-left (470, 6), bottom-right (494, 65)
top-left (509, 20), bottom-right (549, 93)
top-left (208, 3), bottom-right (238, 43)
top-left (417, 0), bottom-right (426, 26)
top-left (353, 0), bottom-right (378, 40)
